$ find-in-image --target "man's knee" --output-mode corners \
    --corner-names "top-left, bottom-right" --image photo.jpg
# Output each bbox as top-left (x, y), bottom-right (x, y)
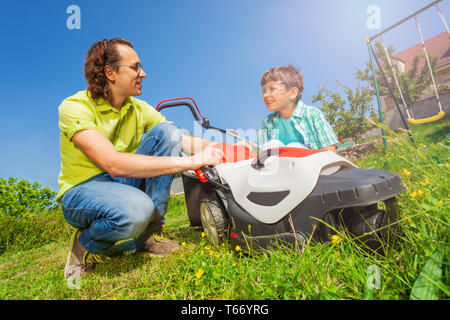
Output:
top-left (148, 122), bottom-right (180, 140)
top-left (119, 192), bottom-right (155, 238)
top-left (145, 122), bottom-right (182, 154)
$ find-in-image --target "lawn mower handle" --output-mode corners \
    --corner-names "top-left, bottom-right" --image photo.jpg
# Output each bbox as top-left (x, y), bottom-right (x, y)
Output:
top-left (156, 99), bottom-right (210, 129)
top-left (156, 98), bottom-right (258, 149)
top-left (156, 99), bottom-right (231, 135)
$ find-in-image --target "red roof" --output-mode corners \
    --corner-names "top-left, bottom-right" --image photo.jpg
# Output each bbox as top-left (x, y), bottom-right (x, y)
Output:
top-left (393, 31), bottom-right (450, 73)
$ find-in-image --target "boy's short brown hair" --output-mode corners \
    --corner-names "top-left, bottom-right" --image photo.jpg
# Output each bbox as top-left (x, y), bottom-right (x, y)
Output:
top-left (260, 65), bottom-right (304, 102)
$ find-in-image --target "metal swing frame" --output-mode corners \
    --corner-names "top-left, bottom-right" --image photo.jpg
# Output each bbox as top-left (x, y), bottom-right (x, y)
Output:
top-left (365, 0), bottom-right (448, 142)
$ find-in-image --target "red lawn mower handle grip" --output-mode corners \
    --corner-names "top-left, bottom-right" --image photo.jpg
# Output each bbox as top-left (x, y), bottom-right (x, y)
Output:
top-left (195, 168), bottom-right (210, 183)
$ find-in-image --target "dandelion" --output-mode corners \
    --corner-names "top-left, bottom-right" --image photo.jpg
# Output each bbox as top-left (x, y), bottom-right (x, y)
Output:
top-left (437, 200), bottom-right (443, 206)
top-left (196, 268), bottom-right (205, 279)
top-left (420, 179), bottom-right (429, 187)
top-left (410, 191), bottom-right (417, 198)
top-left (403, 168), bottom-right (411, 177)
top-left (113, 297), bottom-right (118, 300)
top-left (201, 232), bottom-right (206, 238)
top-left (235, 245), bottom-right (241, 252)
top-left (417, 189), bottom-right (424, 196)
top-left (331, 235), bottom-right (342, 244)
top-left (181, 241), bottom-right (186, 247)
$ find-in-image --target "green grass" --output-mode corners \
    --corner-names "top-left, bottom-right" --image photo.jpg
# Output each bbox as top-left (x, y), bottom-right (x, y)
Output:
top-left (0, 117), bottom-right (448, 300)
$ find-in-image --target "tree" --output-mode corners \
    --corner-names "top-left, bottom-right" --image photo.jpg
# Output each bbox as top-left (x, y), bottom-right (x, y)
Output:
top-left (312, 82), bottom-right (377, 144)
top-left (0, 177), bottom-right (57, 218)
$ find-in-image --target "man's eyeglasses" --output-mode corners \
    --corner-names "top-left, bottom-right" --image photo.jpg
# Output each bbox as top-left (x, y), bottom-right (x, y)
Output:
top-left (110, 63), bottom-right (143, 74)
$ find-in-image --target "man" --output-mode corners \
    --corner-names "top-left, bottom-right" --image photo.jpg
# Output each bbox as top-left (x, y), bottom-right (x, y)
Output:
top-left (59, 38), bottom-right (224, 279)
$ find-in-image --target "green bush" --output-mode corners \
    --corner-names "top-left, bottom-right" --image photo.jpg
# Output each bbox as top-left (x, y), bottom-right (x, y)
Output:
top-left (0, 177), bottom-right (57, 218)
top-left (0, 207), bottom-right (72, 254)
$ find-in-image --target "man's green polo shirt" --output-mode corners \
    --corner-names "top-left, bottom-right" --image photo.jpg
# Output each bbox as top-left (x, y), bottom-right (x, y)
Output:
top-left (56, 90), bottom-right (166, 202)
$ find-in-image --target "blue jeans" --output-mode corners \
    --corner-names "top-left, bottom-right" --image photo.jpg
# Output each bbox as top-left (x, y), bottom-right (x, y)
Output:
top-left (61, 122), bottom-right (183, 254)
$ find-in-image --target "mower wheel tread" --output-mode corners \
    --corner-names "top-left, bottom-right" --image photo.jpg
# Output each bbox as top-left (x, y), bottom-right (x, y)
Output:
top-left (200, 200), bottom-right (229, 245)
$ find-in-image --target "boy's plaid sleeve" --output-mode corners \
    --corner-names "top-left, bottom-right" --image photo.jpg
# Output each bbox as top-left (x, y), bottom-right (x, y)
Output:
top-left (311, 109), bottom-right (339, 148)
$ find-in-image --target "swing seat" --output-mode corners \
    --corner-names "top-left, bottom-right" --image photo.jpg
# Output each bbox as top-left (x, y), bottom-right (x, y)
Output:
top-left (408, 111), bottom-right (446, 124)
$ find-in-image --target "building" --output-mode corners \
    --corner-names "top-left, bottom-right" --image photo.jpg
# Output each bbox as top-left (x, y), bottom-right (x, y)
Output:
top-left (381, 31), bottom-right (450, 113)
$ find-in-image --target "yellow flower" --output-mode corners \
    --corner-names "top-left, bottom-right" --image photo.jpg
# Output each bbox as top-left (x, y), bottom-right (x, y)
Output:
top-left (420, 179), bottom-right (429, 187)
top-left (417, 189), bottom-right (424, 196)
top-left (181, 241), bottom-right (186, 247)
top-left (410, 191), bottom-right (417, 198)
top-left (200, 250), bottom-right (204, 255)
top-left (196, 268), bottom-right (205, 279)
top-left (403, 168), bottom-right (411, 177)
top-left (437, 200), bottom-right (443, 206)
top-left (235, 245), bottom-right (241, 252)
top-left (201, 232), bottom-right (206, 238)
top-left (113, 297), bottom-right (118, 300)
top-left (331, 235), bottom-right (342, 244)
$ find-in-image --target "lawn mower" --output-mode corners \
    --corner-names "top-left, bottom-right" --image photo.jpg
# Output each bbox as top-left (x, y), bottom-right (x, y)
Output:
top-left (156, 98), bottom-right (406, 254)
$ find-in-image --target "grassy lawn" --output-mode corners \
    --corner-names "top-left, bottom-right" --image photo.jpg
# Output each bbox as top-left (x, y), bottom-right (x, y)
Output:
top-left (0, 117), bottom-right (448, 300)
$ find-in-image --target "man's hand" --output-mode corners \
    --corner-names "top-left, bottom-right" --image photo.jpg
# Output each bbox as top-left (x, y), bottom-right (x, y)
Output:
top-left (189, 145), bottom-right (225, 169)
top-left (181, 134), bottom-right (214, 155)
top-left (234, 139), bottom-right (255, 151)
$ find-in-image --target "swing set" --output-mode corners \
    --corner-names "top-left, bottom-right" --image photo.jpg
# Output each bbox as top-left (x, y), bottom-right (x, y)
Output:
top-left (365, 0), bottom-right (449, 146)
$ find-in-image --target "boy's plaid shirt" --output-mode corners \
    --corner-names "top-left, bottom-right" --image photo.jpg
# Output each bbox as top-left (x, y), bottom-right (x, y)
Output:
top-left (260, 100), bottom-right (339, 149)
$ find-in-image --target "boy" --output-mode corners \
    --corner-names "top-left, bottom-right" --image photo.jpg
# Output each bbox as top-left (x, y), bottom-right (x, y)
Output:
top-left (259, 65), bottom-right (338, 152)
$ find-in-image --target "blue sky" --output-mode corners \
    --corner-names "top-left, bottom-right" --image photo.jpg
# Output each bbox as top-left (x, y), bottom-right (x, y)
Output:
top-left (0, 0), bottom-right (448, 191)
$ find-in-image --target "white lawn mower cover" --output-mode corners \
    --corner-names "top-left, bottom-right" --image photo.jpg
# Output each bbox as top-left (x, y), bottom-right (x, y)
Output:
top-left (215, 150), bottom-right (357, 224)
